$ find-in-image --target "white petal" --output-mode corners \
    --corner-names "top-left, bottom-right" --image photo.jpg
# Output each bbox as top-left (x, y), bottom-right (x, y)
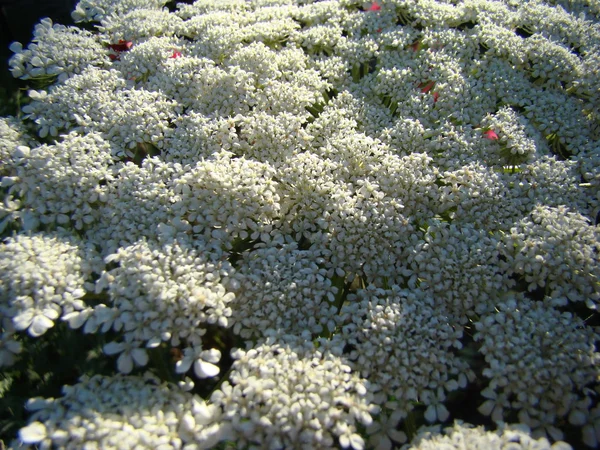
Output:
top-left (103, 341), bottom-right (125, 355)
top-left (117, 352), bottom-right (133, 374)
top-left (192, 398), bottom-right (213, 424)
top-left (193, 359), bottom-right (220, 378)
top-left (175, 357), bottom-right (193, 374)
top-left (388, 429), bottom-right (407, 443)
top-left (131, 348), bottom-right (148, 366)
top-left (41, 306), bottom-right (59, 320)
top-left (19, 421), bottom-right (47, 444)
top-left (9, 41), bottom-right (23, 53)
top-left (29, 314), bottom-right (54, 337)
top-left (13, 310), bottom-right (34, 331)
top-left (424, 404), bottom-right (437, 423)
top-left (62, 310), bottom-right (90, 329)
top-left (349, 433), bottom-right (365, 450)
top-left (436, 403), bottom-right (450, 422)
top-left (569, 409), bottom-right (587, 426)
top-left (201, 348), bottom-right (221, 364)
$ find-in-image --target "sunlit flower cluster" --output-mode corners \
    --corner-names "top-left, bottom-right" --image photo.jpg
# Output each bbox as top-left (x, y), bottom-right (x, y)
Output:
top-left (17, 372), bottom-right (227, 449)
top-left (474, 293), bottom-right (600, 441)
top-left (210, 331), bottom-right (376, 450)
top-left (1, 0), bottom-right (599, 448)
top-left (405, 421), bottom-right (572, 450)
top-left (0, 232), bottom-right (101, 339)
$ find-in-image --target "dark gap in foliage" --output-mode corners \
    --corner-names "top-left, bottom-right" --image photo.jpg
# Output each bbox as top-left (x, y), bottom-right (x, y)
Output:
top-left (447, 331), bottom-right (489, 424)
top-left (228, 236), bottom-right (260, 268)
top-left (546, 133), bottom-right (572, 160)
top-left (291, 17), bottom-right (309, 29)
top-left (455, 21), bottom-right (477, 31)
top-left (349, 58), bottom-right (378, 83)
top-left (515, 25), bottom-right (534, 39)
top-left (0, 322), bottom-right (113, 440)
top-left (395, 8), bottom-right (414, 26)
top-left (130, 142), bottom-right (161, 166)
top-left (164, 0), bottom-right (192, 13)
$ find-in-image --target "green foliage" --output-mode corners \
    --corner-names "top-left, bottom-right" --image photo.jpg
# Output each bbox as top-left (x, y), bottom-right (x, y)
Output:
top-left (0, 323), bottom-right (113, 444)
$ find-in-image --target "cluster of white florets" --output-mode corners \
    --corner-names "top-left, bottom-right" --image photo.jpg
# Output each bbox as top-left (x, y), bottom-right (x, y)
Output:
top-left (0, 232), bottom-right (101, 340)
top-left (339, 286), bottom-right (474, 432)
top-left (499, 205), bottom-right (600, 307)
top-left (229, 241), bottom-right (339, 338)
top-left (474, 293), bottom-right (600, 441)
top-left (68, 236), bottom-right (234, 376)
top-left (17, 373), bottom-right (227, 449)
top-left (1, 0), bottom-right (599, 448)
top-left (405, 421), bottom-right (573, 450)
top-left (3, 132), bottom-right (114, 230)
top-left (210, 331), bottom-right (376, 450)
top-left (8, 18), bottom-right (107, 83)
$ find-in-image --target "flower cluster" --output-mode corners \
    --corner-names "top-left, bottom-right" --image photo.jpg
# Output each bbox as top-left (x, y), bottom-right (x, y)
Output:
top-left (18, 372), bottom-right (226, 449)
top-left (474, 293), bottom-right (600, 441)
top-left (210, 331), bottom-right (376, 450)
top-left (479, 106), bottom-right (540, 166)
top-left (339, 286), bottom-right (474, 435)
top-left (404, 220), bottom-right (511, 322)
top-left (3, 132), bottom-right (114, 230)
top-left (0, 232), bottom-right (101, 339)
top-left (72, 236), bottom-right (235, 375)
top-left (8, 18), bottom-right (107, 83)
top-left (499, 205), bottom-right (600, 307)
top-left (405, 421), bottom-right (572, 450)
top-left (71, 0), bottom-right (169, 23)
top-left (229, 241), bottom-right (339, 339)
top-left (2, 0), bottom-right (600, 448)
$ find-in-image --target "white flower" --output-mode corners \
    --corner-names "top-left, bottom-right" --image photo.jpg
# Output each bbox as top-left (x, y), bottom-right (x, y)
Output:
top-left (175, 347), bottom-right (221, 379)
top-left (103, 340), bottom-right (149, 374)
top-left (19, 421), bottom-right (47, 444)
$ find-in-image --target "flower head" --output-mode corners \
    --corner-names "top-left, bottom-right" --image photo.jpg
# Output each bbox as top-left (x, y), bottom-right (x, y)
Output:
top-left (483, 129), bottom-right (499, 140)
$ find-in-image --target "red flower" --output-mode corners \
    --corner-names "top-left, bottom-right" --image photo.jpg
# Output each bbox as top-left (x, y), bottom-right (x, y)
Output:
top-left (169, 50), bottom-right (182, 59)
top-left (483, 130), bottom-right (499, 140)
top-left (366, 2), bottom-right (381, 11)
top-left (108, 40), bottom-right (133, 52)
top-left (419, 80), bottom-right (435, 94)
top-left (376, 28), bottom-right (382, 33)
top-left (432, 91), bottom-right (439, 103)
top-left (410, 40), bottom-right (422, 52)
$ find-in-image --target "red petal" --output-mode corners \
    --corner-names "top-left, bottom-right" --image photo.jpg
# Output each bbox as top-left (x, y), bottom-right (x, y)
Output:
top-left (483, 130), bottom-right (499, 140)
top-left (367, 2), bottom-right (381, 11)
top-left (432, 92), bottom-right (439, 103)
top-left (169, 50), bottom-right (182, 59)
top-left (420, 80), bottom-right (435, 94)
top-left (108, 40), bottom-right (133, 52)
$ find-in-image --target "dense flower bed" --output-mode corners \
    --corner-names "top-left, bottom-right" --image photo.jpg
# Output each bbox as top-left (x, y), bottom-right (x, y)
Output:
top-left (1, 0), bottom-right (600, 448)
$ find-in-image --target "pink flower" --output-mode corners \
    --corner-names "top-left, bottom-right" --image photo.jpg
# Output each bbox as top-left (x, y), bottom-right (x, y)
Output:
top-left (108, 40), bottom-right (133, 52)
top-left (419, 80), bottom-right (435, 94)
top-left (169, 50), bottom-right (182, 59)
top-left (107, 40), bottom-right (133, 61)
top-left (483, 130), bottom-right (499, 140)
top-left (366, 2), bottom-right (381, 11)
